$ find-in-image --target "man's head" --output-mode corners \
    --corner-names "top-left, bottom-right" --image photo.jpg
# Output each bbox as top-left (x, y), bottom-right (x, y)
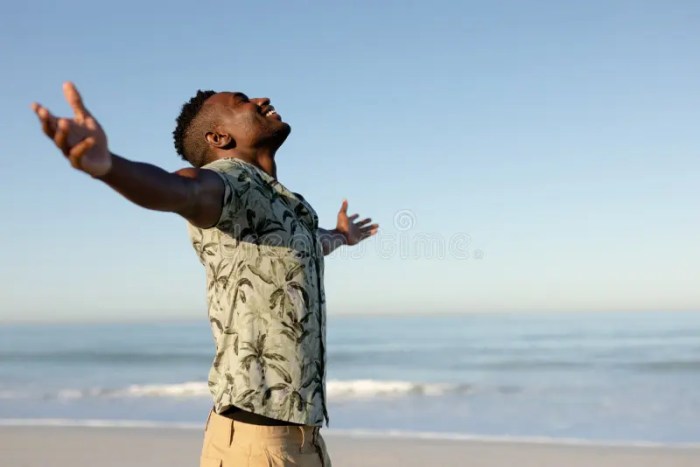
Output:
top-left (173, 91), bottom-right (291, 167)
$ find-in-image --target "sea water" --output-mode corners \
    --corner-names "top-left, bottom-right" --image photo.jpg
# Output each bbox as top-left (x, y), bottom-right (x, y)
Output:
top-left (1, 312), bottom-right (699, 445)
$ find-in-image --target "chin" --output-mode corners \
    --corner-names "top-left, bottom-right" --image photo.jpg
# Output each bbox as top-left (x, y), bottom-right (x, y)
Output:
top-left (277, 122), bottom-right (292, 140)
top-left (267, 123), bottom-right (291, 148)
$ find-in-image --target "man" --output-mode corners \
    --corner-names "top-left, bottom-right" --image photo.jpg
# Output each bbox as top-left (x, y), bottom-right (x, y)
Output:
top-left (32, 83), bottom-right (378, 467)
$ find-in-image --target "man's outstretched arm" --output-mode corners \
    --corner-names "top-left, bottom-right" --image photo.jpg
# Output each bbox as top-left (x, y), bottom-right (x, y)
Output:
top-left (318, 200), bottom-right (379, 255)
top-left (98, 157), bottom-right (225, 228)
top-left (31, 82), bottom-right (224, 229)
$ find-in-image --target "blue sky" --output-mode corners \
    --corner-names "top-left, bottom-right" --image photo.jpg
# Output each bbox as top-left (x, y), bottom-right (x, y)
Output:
top-left (1, 0), bottom-right (698, 322)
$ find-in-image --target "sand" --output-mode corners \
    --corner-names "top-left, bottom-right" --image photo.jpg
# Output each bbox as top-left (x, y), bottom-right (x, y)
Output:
top-left (1, 426), bottom-right (699, 467)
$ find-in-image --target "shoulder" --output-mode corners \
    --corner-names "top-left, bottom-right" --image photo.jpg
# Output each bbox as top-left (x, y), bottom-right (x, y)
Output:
top-left (173, 166), bottom-right (226, 194)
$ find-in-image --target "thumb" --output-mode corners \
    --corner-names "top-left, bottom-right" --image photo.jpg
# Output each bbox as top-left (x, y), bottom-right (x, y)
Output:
top-left (339, 199), bottom-right (348, 214)
top-left (63, 81), bottom-right (91, 119)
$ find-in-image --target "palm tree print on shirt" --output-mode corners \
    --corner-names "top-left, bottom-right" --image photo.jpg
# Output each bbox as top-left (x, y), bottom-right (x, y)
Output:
top-left (188, 158), bottom-right (328, 426)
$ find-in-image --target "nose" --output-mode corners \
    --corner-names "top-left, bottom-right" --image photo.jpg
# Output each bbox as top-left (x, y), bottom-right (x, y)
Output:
top-left (255, 97), bottom-right (271, 107)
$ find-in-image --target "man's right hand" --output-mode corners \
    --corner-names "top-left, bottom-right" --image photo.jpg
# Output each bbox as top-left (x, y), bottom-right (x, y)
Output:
top-left (32, 82), bottom-right (112, 177)
top-left (31, 81), bottom-right (224, 228)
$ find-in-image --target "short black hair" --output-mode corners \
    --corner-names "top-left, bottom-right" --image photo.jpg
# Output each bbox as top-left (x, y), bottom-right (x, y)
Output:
top-left (173, 90), bottom-right (217, 167)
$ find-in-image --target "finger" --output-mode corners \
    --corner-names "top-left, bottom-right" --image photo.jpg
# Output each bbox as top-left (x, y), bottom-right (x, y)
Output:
top-left (339, 199), bottom-right (348, 214)
top-left (356, 217), bottom-right (372, 227)
top-left (360, 229), bottom-right (379, 240)
top-left (33, 104), bottom-right (58, 138)
top-left (63, 81), bottom-right (90, 120)
top-left (360, 223), bottom-right (379, 232)
top-left (348, 213), bottom-right (359, 222)
top-left (68, 137), bottom-right (96, 169)
top-left (54, 119), bottom-right (71, 155)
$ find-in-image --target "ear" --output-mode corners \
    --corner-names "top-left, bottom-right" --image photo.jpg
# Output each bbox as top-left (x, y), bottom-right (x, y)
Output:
top-left (205, 130), bottom-right (234, 149)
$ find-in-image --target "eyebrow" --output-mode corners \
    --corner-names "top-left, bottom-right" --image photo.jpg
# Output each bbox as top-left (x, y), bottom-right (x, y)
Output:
top-left (232, 92), bottom-right (249, 102)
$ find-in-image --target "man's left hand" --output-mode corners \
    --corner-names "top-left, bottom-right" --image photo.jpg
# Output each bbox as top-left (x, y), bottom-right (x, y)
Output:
top-left (336, 200), bottom-right (379, 246)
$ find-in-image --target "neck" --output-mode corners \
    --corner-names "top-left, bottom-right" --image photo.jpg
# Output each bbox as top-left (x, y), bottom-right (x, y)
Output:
top-left (212, 147), bottom-right (278, 179)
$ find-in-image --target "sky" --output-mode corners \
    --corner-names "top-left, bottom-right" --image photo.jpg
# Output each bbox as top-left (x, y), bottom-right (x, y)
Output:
top-left (1, 0), bottom-right (698, 322)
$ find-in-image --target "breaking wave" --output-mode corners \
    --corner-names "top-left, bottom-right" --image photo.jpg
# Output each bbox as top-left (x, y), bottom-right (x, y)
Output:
top-left (10, 380), bottom-right (475, 401)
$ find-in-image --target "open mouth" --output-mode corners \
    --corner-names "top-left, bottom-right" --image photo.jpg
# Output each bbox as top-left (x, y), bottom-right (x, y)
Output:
top-left (262, 106), bottom-right (280, 118)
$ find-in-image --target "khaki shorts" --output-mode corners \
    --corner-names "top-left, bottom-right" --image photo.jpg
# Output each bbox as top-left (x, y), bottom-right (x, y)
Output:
top-left (200, 410), bottom-right (332, 467)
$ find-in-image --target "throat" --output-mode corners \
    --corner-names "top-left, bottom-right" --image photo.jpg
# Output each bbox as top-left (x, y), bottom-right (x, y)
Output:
top-left (255, 154), bottom-right (277, 179)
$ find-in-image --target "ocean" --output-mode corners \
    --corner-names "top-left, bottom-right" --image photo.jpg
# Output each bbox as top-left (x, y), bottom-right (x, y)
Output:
top-left (1, 312), bottom-right (699, 445)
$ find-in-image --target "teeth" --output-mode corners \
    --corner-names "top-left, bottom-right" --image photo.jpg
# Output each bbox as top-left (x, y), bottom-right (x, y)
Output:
top-left (266, 110), bottom-right (277, 117)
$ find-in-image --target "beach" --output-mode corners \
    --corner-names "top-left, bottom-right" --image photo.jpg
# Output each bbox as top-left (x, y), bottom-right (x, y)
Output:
top-left (2, 313), bottom-right (700, 466)
top-left (2, 426), bottom-right (700, 467)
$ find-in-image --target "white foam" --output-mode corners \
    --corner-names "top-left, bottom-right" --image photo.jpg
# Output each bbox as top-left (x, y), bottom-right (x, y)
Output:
top-left (0, 390), bottom-right (29, 400)
top-left (0, 418), bottom-right (200, 430)
top-left (325, 428), bottom-right (700, 449)
top-left (53, 382), bottom-right (210, 400)
top-left (44, 379), bottom-right (469, 401)
top-left (57, 389), bottom-right (86, 400)
top-left (326, 380), bottom-right (468, 399)
top-left (114, 381), bottom-right (211, 398)
top-left (1, 418), bottom-right (698, 449)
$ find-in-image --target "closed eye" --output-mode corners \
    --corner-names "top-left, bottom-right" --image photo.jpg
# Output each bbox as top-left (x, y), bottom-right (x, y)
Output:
top-left (232, 92), bottom-right (250, 103)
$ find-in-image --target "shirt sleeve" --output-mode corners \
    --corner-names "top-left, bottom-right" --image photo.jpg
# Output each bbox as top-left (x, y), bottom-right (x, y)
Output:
top-left (200, 160), bottom-right (238, 231)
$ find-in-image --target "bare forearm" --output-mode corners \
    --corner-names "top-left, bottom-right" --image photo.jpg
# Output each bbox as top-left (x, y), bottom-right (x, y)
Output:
top-left (97, 154), bottom-right (196, 214)
top-left (317, 228), bottom-right (347, 255)
top-left (31, 83), bottom-right (222, 227)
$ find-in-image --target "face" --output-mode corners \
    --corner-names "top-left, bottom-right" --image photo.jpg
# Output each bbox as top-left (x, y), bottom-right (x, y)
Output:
top-left (206, 92), bottom-right (291, 150)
